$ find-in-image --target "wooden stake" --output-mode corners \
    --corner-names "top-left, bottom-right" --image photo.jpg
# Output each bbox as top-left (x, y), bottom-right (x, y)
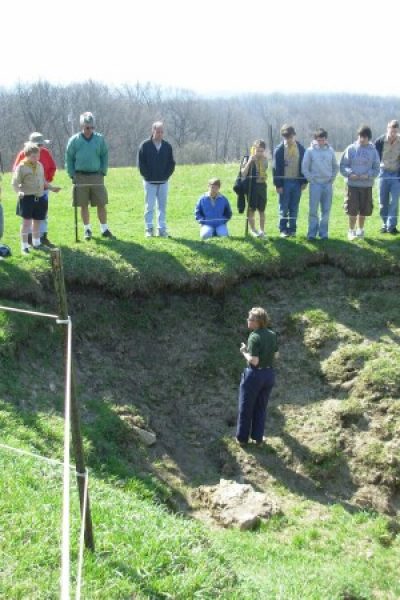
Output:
top-left (50, 248), bottom-right (95, 551)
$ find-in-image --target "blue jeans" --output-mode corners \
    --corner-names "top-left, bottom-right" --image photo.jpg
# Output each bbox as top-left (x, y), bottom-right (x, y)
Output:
top-left (279, 180), bottom-right (302, 234)
top-left (144, 181), bottom-right (169, 233)
top-left (200, 224), bottom-right (229, 239)
top-left (379, 170), bottom-right (400, 231)
top-left (307, 182), bottom-right (333, 239)
top-left (236, 367), bottom-right (275, 443)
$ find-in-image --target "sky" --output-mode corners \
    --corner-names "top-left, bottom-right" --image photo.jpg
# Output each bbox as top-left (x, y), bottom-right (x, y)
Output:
top-left (2, 0), bottom-right (398, 98)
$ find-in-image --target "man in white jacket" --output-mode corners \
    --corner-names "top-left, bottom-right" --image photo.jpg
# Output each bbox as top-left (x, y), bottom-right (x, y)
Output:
top-left (302, 128), bottom-right (339, 240)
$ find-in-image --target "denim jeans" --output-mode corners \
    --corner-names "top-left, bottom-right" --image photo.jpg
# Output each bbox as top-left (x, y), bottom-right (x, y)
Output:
top-left (307, 182), bottom-right (333, 239)
top-left (200, 224), bottom-right (229, 239)
top-left (278, 180), bottom-right (302, 233)
top-left (379, 170), bottom-right (400, 231)
top-left (236, 367), bottom-right (275, 443)
top-left (144, 181), bottom-right (169, 233)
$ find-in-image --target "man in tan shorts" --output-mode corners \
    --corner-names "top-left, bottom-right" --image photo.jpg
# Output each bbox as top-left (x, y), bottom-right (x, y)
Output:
top-left (65, 112), bottom-right (114, 240)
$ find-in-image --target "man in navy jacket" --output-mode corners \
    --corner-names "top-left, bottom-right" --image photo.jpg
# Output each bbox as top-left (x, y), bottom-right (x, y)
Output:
top-left (137, 122), bottom-right (175, 237)
top-left (273, 124), bottom-right (307, 237)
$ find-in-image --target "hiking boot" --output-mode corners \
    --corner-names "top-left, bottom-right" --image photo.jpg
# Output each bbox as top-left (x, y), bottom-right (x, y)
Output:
top-left (22, 247), bottom-right (30, 255)
top-left (158, 229), bottom-right (170, 238)
top-left (389, 227), bottom-right (399, 235)
top-left (380, 226), bottom-right (388, 234)
top-left (101, 229), bottom-right (115, 239)
top-left (40, 233), bottom-right (55, 248)
top-left (84, 229), bottom-right (92, 241)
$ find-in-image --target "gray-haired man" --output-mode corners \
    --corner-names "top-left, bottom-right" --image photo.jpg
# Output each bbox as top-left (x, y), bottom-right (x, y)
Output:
top-left (65, 112), bottom-right (114, 240)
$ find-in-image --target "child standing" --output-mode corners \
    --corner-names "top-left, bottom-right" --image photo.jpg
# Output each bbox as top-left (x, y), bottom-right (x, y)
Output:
top-left (13, 132), bottom-right (57, 247)
top-left (12, 142), bottom-right (60, 254)
top-left (241, 139), bottom-right (268, 238)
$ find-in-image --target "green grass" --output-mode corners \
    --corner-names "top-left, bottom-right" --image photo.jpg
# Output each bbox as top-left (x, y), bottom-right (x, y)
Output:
top-left (1, 165), bottom-right (400, 599)
top-left (1, 164), bottom-right (400, 300)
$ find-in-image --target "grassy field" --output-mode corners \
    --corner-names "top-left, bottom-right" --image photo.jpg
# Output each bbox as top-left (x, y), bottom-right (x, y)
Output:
top-left (1, 165), bottom-right (400, 599)
top-left (1, 165), bottom-right (400, 299)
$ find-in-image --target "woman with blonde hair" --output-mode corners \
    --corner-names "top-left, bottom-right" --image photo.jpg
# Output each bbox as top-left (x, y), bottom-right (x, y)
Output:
top-left (236, 307), bottom-right (278, 446)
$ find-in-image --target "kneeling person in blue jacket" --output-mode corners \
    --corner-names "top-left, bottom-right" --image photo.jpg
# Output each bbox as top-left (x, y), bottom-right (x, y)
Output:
top-left (195, 178), bottom-right (232, 240)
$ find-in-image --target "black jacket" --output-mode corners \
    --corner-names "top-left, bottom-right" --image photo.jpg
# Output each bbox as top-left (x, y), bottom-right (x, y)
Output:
top-left (137, 138), bottom-right (175, 183)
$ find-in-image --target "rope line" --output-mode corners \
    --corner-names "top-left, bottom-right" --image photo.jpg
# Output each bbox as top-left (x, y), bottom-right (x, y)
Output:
top-left (0, 443), bottom-right (85, 476)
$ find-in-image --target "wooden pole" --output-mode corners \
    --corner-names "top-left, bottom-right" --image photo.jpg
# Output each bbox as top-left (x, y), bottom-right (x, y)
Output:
top-left (50, 248), bottom-right (95, 551)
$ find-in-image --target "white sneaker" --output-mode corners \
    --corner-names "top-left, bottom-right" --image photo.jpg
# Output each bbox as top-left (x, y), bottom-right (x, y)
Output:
top-left (348, 229), bottom-right (357, 241)
top-left (356, 228), bottom-right (365, 238)
top-left (145, 229), bottom-right (153, 238)
top-left (250, 229), bottom-right (259, 237)
top-left (258, 231), bottom-right (266, 239)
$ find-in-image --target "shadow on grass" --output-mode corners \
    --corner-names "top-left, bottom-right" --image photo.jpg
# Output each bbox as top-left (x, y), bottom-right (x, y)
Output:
top-left (2, 240), bottom-right (400, 519)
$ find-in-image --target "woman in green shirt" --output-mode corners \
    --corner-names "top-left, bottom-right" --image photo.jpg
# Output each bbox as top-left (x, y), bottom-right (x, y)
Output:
top-left (236, 307), bottom-right (278, 446)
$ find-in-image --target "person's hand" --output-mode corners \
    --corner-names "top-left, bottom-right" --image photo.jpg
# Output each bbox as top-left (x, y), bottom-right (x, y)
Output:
top-left (52, 186), bottom-right (62, 193)
top-left (276, 187), bottom-right (283, 194)
top-left (360, 174), bottom-right (369, 180)
top-left (240, 342), bottom-right (247, 354)
top-left (349, 173), bottom-right (359, 180)
top-left (18, 191), bottom-right (24, 199)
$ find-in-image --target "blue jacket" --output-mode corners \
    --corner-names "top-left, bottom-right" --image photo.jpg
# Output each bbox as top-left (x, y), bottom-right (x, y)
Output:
top-left (137, 138), bottom-right (175, 183)
top-left (195, 194), bottom-right (232, 228)
top-left (340, 142), bottom-right (380, 187)
top-left (273, 141), bottom-right (307, 188)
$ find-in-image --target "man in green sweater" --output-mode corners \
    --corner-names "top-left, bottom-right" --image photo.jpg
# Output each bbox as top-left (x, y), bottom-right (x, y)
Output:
top-left (65, 112), bottom-right (114, 240)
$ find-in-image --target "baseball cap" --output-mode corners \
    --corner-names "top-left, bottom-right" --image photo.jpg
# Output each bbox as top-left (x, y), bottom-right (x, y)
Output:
top-left (29, 132), bottom-right (50, 145)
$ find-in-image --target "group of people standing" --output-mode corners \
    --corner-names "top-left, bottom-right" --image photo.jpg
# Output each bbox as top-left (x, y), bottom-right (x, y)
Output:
top-left (238, 120), bottom-right (400, 242)
top-left (5, 116), bottom-right (176, 253)
top-left (3, 114), bottom-right (400, 254)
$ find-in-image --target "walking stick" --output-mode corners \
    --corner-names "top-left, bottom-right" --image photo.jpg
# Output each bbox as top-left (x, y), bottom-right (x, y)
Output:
top-left (73, 183), bottom-right (79, 243)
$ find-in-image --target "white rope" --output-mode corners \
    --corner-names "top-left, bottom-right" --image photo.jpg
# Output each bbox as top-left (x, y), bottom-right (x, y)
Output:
top-left (0, 443), bottom-right (86, 476)
top-left (0, 305), bottom-right (58, 319)
top-left (75, 468), bottom-right (89, 600)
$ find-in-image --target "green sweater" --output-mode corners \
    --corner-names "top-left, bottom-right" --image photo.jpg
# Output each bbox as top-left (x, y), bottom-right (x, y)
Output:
top-left (65, 132), bottom-right (108, 178)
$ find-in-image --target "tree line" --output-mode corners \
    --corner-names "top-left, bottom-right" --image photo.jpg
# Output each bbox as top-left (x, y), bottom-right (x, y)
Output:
top-left (0, 80), bottom-right (399, 170)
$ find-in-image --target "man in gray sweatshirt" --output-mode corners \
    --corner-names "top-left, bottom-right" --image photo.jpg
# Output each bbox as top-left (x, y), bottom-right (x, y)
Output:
top-left (340, 125), bottom-right (380, 240)
top-left (302, 128), bottom-right (338, 240)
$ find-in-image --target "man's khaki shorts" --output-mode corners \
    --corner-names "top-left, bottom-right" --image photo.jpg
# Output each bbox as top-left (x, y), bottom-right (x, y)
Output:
top-left (72, 173), bottom-right (108, 208)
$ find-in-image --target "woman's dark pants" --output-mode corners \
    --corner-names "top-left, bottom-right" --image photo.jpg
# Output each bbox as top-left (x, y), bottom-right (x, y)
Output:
top-left (236, 367), bottom-right (275, 443)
